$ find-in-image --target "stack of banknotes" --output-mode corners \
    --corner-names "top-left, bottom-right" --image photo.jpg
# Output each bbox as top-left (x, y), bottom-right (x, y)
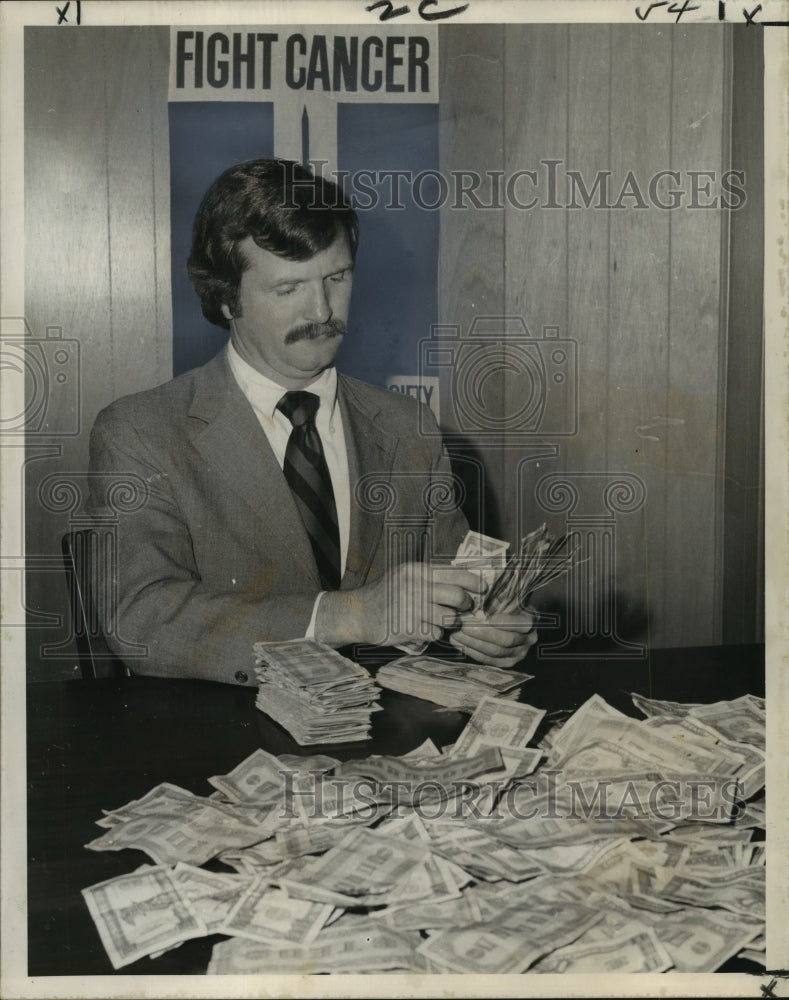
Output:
top-left (82, 691), bottom-right (766, 974)
top-left (377, 654), bottom-right (532, 711)
top-left (252, 639), bottom-right (381, 744)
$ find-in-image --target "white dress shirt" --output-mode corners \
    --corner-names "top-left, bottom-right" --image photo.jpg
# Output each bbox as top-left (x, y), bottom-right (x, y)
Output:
top-left (227, 342), bottom-right (351, 634)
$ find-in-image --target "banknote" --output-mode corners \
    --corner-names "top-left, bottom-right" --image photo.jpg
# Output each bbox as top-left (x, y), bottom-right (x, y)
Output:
top-left (524, 837), bottom-right (630, 876)
top-left (398, 738), bottom-right (442, 760)
top-left (274, 822), bottom-right (362, 861)
top-left (417, 923), bottom-right (548, 974)
top-left (451, 530), bottom-right (509, 604)
top-left (450, 696), bottom-right (545, 757)
top-left (82, 866), bottom-right (206, 969)
top-left (548, 694), bottom-right (632, 761)
top-left (208, 748), bottom-right (286, 804)
top-left (650, 907), bottom-right (764, 972)
top-left (421, 888), bottom-right (600, 973)
top-left (428, 825), bottom-right (548, 882)
top-left (276, 826), bottom-right (429, 906)
top-left (275, 752), bottom-right (340, 773)
top-left (375, 890), bottom-right (484, 931)
top-left (557, 715), bottom-right (743, 777)
top-left (376, 655), bottom-right (530, 711)
top-left (253, 639), bottom-right (375, 689)
top-left (739, 948), bottom-right (767, 966)
top-left (208, 916), bottom-right (425, 974)
top-left (381, 853), bottom-right (463, 907)
top-left (532, 928), bottom-right (673, 974)
top-left (222, 878), bottom-right (333, 945)
top-left (454, 530), bottom-right (510, 560)
top-left (96, 782), bottom-right (199, 827)
top-left (169, 863), bottom-right (251, 934)
top-left (335, 744), bottom-right (504, 788)
top-left (652, 866), bottom-right (765, 917)
top-left (218, 837), bottom-right (299, 873)
top-left (85, 793), bottom-right (271, 866)
top-left (631, 692), bottom-right (766, 749)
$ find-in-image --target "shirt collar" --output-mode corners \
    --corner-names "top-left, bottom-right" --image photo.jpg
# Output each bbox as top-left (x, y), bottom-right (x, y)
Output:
top-left (227, 341), bottom-right (338, 422)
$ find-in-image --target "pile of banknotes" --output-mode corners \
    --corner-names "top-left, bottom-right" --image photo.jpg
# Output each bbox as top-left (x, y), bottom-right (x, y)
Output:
top-left (252, 639), bottom-right (381, 744)
top-left (377, 654), bottom-right (532, 711)
top-left (82, 691), bottom-right (766, 974)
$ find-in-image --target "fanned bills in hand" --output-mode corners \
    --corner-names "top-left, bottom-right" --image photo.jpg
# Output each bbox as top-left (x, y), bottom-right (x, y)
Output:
top-left (377, 655), bottom-right (532, 712)
top-left (253, 640), bottom-right (381, 745)
top-left (452, 524), bottom-right (574, 616)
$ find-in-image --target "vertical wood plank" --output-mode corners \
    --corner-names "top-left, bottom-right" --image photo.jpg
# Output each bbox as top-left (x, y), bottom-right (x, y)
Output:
top-left (25, 28), bottom-right (112, 419)
top-left (438, 25), bottom-right (506, 538)
top-left (608, 26), bottom-right (673, 650)
top-left (105, 26), bottom-right (173, 408)
top-left (665, 26), bottom-right (728, 644)
top-left (565, 24), bottom-right (613, 479)
top-left (503, 25), bottom-right (569, 548)
top-left (723, 26), bottom-right (765, 644)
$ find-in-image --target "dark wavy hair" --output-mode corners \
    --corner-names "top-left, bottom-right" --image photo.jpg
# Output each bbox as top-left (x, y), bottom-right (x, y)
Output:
top-left (187, 159), bottom-right (359, 330)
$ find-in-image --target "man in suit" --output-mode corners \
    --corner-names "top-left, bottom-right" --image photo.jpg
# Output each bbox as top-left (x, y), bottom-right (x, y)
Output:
top-left (89, 160), bottom-right (536, 684)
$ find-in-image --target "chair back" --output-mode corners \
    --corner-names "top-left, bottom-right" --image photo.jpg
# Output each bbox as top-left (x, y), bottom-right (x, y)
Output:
top-left (62, 530), bottom-right (130, 679)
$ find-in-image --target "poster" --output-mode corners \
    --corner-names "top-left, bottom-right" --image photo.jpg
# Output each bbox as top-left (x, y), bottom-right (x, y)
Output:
top-left (1, 0), bottom-right (787, 996)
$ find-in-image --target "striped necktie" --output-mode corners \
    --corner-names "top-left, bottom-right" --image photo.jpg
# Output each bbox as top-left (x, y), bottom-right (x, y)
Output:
top-left (276, 390), bottom-right (341, 591)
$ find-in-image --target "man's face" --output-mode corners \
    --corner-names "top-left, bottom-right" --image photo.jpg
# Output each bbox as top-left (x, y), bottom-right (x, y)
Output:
top-left (222, 231), bottom-right (354, 388)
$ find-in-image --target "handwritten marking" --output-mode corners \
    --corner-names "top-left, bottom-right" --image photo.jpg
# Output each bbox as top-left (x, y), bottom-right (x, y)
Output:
top-left (418, 0), bottom-right (470, 20)
top-left (366, 0), bottom-right (410, 19)
top-left (743, 3), bottom-right (762, 22)
top-left (761, 980), bottom-right (777, 999)
top-left (56, 0), bottom-right (80, 23)
top-left (667, 0), bottom-right (702, 21)
top-left (635, 1), bottom-right (667, 18)
top-left (365, 0), bottom-right (468, 20)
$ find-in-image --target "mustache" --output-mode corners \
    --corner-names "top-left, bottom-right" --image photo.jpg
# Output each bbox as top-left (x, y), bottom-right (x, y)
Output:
top-left (284, 318), bottom-right (346, 345)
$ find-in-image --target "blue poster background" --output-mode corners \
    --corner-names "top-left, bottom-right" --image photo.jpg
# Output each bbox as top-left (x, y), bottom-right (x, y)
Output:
top-left (336, 103), bottom-right (439, 385)
top-left (169, 102), bottom-right (274, 376)
top-left (169, 102), bottom-right (439, 385)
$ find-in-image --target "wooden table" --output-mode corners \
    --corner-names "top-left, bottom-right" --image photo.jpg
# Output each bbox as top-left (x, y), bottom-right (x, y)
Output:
top-left (26, 643), bottom-right (765, 976)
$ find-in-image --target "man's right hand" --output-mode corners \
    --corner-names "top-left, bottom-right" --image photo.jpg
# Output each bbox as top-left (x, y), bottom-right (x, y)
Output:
top-left (315, 562), bottom-right (483, 648)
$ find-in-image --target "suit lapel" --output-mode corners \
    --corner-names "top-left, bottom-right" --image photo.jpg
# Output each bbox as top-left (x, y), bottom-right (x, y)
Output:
top-left (188, 351), bottom-right (319, 585)
top-left (338, 377), bottom-right (398, 589)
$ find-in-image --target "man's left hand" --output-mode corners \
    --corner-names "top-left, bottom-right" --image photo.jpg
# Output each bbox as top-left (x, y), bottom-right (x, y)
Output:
top-left (448, 607), bottom-right (538, 668)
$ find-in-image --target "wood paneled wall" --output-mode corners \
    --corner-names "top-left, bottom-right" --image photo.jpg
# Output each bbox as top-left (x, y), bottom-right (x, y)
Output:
top-left (439, 24), bottom-right (764, 653)
top-left (23, 24), bottom-right (763, 679)
top-left (24, 28), bottom-right (172, 680)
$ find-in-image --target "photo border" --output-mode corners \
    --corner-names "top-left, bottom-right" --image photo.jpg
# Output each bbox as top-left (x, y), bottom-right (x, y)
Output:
top-left (2, 1), bottom-right (787, 997)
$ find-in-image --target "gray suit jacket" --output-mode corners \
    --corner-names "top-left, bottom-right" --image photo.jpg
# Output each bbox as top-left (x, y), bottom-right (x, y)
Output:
top-left (88, 349), bottom-right (468, 683)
